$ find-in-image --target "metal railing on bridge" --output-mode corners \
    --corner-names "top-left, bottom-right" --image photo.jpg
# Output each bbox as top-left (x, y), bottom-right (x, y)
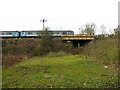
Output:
top-left (61, 34), bottom-right (95, 40)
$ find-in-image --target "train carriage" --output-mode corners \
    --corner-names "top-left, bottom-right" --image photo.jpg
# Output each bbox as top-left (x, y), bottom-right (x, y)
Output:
top-left (0, 31), bottom-right (20, 38)
top-left (20, 30), bottom-right (74, 38)
top-left (0, 30), bottom-right (74, 38)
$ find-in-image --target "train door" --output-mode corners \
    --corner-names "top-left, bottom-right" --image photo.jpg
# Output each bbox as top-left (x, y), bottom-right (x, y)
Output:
top-left (14, 32), bottom-right (18, 37)
top-left (21, 32), bottom-right (26, 37)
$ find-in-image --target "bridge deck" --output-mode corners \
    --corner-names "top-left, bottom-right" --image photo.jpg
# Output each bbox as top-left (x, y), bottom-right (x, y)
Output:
top-left (61, 34), bottom-right (95, 40)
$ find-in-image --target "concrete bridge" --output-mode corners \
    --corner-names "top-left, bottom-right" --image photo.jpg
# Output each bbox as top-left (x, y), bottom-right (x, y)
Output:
top-left (61, 34), bottom-right (95, 47)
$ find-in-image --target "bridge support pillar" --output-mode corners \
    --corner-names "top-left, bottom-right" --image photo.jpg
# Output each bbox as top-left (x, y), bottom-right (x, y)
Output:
top-left (78, 42), bottom-right (80, 47)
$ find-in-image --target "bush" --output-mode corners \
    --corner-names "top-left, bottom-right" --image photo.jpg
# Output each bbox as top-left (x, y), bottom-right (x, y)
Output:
top-left (83, 35), bottom-right (118, 67)
top-left (2, 39), bottom-right (38, 68)
top-left (36, 28), bottom-right (54, 55)
top-left (2, 54), bottom-right (29, 69)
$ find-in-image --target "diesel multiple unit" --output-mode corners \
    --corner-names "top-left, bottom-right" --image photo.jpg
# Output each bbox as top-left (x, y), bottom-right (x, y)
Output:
top-left (0, 30), bottom-right (74, 38)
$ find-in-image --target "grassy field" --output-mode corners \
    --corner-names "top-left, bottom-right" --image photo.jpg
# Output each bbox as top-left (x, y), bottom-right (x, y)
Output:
top-left (2, 55), bottom-right (118, 88)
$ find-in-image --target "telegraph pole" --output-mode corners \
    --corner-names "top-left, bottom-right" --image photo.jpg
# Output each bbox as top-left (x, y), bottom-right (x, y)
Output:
top-left (40, 19), bottom-right (47, 30)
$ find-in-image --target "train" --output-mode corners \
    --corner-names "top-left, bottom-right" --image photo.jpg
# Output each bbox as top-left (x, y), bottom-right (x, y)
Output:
top-left (0, 30), bottom-right (74, 38)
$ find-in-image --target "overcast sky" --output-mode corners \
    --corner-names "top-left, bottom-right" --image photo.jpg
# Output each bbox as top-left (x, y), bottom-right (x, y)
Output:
top-left (0, 0), bottom-right (119, 34)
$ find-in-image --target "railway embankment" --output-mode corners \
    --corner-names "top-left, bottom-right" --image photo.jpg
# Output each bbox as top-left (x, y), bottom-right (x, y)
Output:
top-left (2, 34), bottom-right (118, 71)
top-left (2, 38), bottom-right (81, 69)
top-left (82, 34), bottom-right (118, 71)
top-left (2, 34), bottom-right (119, 88)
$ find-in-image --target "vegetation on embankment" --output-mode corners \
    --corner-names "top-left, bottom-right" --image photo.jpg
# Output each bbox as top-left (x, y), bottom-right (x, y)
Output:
top-left (2, 55), bottom-right (118, 88)
top-left (82, 35), bottom-right (118, 70)
top-left (2, 38), bottom-right (81, 69)
top-left (2, 34), bottom-right (119, 88)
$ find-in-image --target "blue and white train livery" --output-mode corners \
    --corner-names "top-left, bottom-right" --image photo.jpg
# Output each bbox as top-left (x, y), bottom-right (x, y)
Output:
top-left (0, 30), bottom-right (74, 38)
top-left (0, 31), bottom-right (20, 38)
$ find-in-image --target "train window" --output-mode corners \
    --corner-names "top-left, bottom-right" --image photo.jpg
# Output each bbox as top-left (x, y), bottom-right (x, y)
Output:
top-left (9, 33), bottom-right (12, 35)
top-left (54, 32), bottom-right (57, 34)
top-left (59, 32), bottom-right (62, 34)
top-left (33, 32), bottom-right (36, 34)
top-left (7, 33), bottom-right (10, 35)
top-left (28, 32), bottom-right (32, 34)
top-left (64, 32), bottom-right (66, 34)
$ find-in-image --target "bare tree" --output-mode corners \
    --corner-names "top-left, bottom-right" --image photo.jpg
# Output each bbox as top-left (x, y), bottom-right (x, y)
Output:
top-left (79, 23), bottom-right (96, 35)
top-left (100, 25), bottom-right (106, 35)
top-left (79, 27), bottom-right (85, 34)
top-left (36, 27), bottom-right (54, 55)
top-left (113, 25), bottom-right (120, 36)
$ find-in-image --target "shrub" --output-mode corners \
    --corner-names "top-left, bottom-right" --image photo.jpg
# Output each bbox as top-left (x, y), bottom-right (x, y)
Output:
top-left (2, 54), bottom-right (29, 69)
top-left (83, 35), bottom-right (118, 67)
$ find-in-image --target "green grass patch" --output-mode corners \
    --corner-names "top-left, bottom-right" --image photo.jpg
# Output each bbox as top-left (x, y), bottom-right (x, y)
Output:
top-left (2, 55), bottom-right (118, 88)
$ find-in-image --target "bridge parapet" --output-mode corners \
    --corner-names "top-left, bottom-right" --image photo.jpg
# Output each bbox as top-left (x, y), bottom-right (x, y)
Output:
top-left (61, 34), bottom-right (95, 40)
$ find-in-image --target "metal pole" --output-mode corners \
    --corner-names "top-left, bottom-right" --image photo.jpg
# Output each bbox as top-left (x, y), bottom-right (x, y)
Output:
top-left (40, 19), bottom-right (47, 31)
top-left (43, 19), bottom-right (44, 30)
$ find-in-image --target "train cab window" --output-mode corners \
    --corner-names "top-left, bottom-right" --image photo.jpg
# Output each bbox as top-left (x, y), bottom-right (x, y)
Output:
top-left (71, 32), bottom-right (73, 34)
top-left (66, 32), bottom-right (69, 34)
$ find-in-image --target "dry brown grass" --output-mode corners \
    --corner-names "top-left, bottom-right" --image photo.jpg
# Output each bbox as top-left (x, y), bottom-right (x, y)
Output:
top-left (2, 38), bottom-right (75, 69)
